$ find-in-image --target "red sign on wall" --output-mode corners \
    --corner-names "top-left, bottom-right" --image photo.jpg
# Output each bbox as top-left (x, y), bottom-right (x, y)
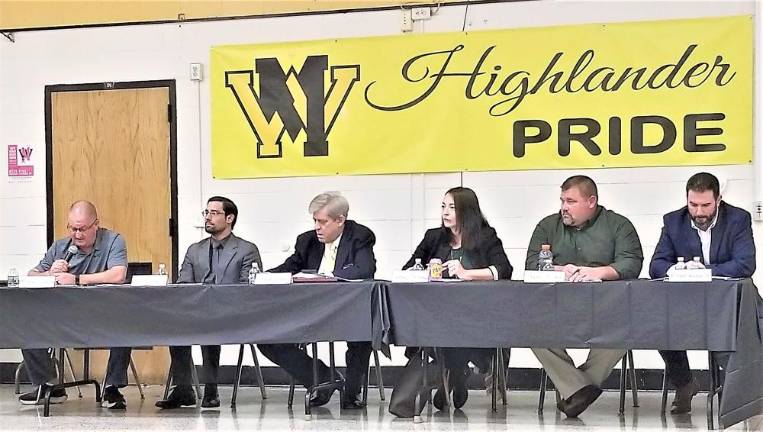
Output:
top-left (7, 145), bottom-right (34, 177)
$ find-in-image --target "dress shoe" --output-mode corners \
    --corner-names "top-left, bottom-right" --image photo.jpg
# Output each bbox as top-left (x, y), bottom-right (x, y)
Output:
top-left (561, 385), bottom-right (602, 418)
top-left (432, 367), bottom-right (469, 410)
top-left (308, 388), bottom-right (335, 407)
top-left (432, 385), bottom-right (447, 411)
top-left (308, 370), bottom-right (343, 407)
top-left (341, 394), bottom-right (366, 409)
top-left (155, 385), bottom-right (196, 409)
top-left (101, 386), bottom-right (127, 410)
top-left (201, 384), bottom-right (220, 408)
top-left (19, 384), bottom-right (67, 405)
top-left (451, 369), bottom-right (469, 409)
top-left (556, 398), bottom-right (567, 413)
top-left (671, 377), bottom-right (699, 414)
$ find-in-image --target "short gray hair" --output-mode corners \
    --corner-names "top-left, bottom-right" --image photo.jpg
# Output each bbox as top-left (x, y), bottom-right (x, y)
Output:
top-left (308, 191), bottom-right (349, 219)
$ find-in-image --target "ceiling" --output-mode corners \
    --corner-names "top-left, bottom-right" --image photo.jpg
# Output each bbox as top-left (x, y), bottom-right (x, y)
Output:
top-left (0, 0), bottom-right (469, 31)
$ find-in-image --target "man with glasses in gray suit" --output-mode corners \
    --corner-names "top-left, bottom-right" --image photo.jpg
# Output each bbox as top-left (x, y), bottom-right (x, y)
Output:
top-left (156, 196), bottom-right (261, 409)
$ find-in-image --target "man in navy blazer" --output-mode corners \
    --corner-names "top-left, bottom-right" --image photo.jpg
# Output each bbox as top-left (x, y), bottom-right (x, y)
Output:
top-left (649, 172), bottom-right (756, 414)
top-left (258, 191), bottom-right (376, 409)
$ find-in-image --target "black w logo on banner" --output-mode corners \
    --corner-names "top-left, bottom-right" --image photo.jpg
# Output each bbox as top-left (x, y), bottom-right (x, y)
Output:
top-left (225, 56), bottom-right (360, 158)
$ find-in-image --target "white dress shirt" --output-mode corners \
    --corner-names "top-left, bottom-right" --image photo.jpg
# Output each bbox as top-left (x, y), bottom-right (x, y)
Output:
top-left (690, 211), bottom-right (719, 265)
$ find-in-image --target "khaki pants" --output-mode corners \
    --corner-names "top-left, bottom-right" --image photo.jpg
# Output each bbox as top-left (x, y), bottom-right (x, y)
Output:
top-left (532, 348), bottom-right (626, 399)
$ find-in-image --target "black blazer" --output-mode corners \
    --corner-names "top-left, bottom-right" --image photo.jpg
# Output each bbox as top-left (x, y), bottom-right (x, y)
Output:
top-left (269, 220), bottom-right (376, 280)
top-left (403, 226), bottom-right (513, 279)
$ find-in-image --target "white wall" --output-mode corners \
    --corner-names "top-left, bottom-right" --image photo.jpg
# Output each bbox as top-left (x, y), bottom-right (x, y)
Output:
top-left (0, 0), bottom-right (758, 370)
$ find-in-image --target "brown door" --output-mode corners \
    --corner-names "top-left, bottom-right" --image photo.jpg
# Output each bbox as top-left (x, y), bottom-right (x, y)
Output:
top-left (46, 82), bottom-right (177, 384)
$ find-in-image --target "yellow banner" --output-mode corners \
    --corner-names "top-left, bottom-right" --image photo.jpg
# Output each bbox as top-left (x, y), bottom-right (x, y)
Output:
top-left (211, 16), bottom-right (753, 178)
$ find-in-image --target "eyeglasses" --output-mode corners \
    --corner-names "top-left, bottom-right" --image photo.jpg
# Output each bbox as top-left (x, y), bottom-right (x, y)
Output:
top-left (201, 210), bottom-right (225, 218)
top-left (67, 219), bottom-right (98, 234)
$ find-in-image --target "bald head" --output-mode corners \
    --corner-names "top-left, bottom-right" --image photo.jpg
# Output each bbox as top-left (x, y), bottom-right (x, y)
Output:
top-left (69, 200), bottom-right (98, 220)
top-left (67, 201), bottom-right (100, 252)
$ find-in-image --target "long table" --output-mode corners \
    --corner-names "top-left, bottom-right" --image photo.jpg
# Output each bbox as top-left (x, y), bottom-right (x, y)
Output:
top-left (1, 279), bottom-right (761, 428)
top-left (0, 281), bottom-right (388, 417)
top-left (385, 279), bottom-right (763, 429)
top-left (0, 282), bottom-right (385, 348)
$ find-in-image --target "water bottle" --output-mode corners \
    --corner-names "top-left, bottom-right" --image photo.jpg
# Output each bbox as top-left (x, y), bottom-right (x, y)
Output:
top-left (248, 262), bottom-right (260, 284)
top-left (686, 256), bottom-right (706, 270)
top-left (157, 263), bottom-right (167, 276)
top-left (7, 267), bottom-right (19, 288)
top-left (674, 257), bottom-right (686, 271)
top-left (538, 244), bottom-right (554, 271)
top-left (411, 258), bottom-right (425, 271)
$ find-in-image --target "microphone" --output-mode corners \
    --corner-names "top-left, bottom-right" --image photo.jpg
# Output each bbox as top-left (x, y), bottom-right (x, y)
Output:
top-left (64, 245), bottom-right (79, 263)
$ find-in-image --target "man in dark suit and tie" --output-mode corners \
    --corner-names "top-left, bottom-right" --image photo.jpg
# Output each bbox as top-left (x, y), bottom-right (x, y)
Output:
top-left (156, 196), bottom-right (262, 409)
top-left (650, 172), bottom-right (756, 414)
top-left (259, 191), bottom-right (376, 409)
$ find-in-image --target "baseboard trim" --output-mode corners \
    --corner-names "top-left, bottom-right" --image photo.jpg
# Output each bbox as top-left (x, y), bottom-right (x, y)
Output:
top-left (2, 362), bottom-right (710, 391)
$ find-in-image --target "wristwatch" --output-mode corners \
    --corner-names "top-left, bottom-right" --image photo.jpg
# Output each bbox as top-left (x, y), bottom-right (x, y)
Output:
top-left (74, 274), bottom-right (80, 285)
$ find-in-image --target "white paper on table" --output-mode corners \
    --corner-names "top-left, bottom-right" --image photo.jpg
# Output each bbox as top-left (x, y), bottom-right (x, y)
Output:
top-left (523, 270), bottom-right (566, 283)
top-left (391, 270), bottom-right (429, 283)
top-left (131, 275), bottom-right (168, 286)
top-left (19, 275), bottom-right (56, 288)
top-left (667, 269), bottom-right (712, 282)
top-left (254, 272), bottom-right (293, 285)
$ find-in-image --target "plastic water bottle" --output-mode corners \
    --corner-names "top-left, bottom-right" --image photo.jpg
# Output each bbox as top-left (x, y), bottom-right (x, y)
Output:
top-left (538, 244), bottom-right (554, 271)
top-left (686, 256), bottom-right (706, 269)
top-left (411, 258), bottom-right (425, 271)
top-left (157, 263), bottom-right (167, 275)
top-left (248, 262), bottom-right (260, 284)
top-left (674, 257), bottom-right (686, 271)
top-left (7, 267), bottom-right (19, 288)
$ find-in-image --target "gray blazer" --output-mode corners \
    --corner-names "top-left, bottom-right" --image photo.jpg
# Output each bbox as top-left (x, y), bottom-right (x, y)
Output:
top-left (177, 233), bottom-right (262, 284)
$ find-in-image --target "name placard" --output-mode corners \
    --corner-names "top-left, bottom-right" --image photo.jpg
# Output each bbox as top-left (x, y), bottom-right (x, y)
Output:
top-left (131, 275), bottom-right (168, 286)
top-left (523, 270), bottom-right (567, 283)
top-left (668, 269), bottom-right (712, 282)
top-left (19, 275), bottom-right (55, 288)
top-left (254, 272), bottom-right (293, 285)
top-left (391, 270), bottom-right (429, 283)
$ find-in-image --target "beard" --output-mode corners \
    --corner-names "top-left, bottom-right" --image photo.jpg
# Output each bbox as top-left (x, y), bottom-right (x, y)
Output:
top-left (692, 209), bottom-right (718, 230)
top-left (561, 211), bottom-right (573, 226)
top-left (204, 224), bottom-right (222, 235)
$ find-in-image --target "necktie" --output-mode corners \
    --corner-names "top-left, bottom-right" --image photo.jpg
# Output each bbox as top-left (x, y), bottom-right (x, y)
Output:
top-left (215, 244), bottom-right (224, 283)
top-left (319, 242), bottom-right (338, 275)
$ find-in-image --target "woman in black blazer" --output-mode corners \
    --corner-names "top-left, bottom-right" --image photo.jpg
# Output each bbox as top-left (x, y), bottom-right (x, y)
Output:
top-left (402, 186), bottom-right (513, 410)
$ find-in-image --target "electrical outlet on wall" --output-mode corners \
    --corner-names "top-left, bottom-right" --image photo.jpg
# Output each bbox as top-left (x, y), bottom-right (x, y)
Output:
top-left (753, 201), bottom-right (763, 221)
top-left (401, 9), bottom-right (413, 32)
top-left (190, 63), bottom-right (203, 81)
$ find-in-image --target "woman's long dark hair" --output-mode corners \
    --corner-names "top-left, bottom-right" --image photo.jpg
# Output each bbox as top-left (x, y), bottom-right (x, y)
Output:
top-left (442, 187), bottom-right (490, 250)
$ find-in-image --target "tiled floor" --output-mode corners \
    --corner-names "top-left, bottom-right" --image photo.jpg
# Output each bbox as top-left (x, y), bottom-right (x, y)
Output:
top-left (1, 384), bottom-right (761, 431)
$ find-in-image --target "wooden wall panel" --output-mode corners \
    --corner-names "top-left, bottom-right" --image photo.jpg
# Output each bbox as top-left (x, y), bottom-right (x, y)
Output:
top-left (51, 87), bottom-right (172, 383)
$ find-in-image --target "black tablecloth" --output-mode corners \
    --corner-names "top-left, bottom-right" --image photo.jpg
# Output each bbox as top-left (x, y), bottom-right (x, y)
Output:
top-left (0, 279), bottom-right (760, 427)
top-left (385, 279), bottom-right (763, 428)
top-left (0, 282), bottom-right (384, 348)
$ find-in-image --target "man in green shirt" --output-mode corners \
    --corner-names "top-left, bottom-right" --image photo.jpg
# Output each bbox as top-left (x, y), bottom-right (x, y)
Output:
top-left (525, 175), bottom-right (643, 418)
